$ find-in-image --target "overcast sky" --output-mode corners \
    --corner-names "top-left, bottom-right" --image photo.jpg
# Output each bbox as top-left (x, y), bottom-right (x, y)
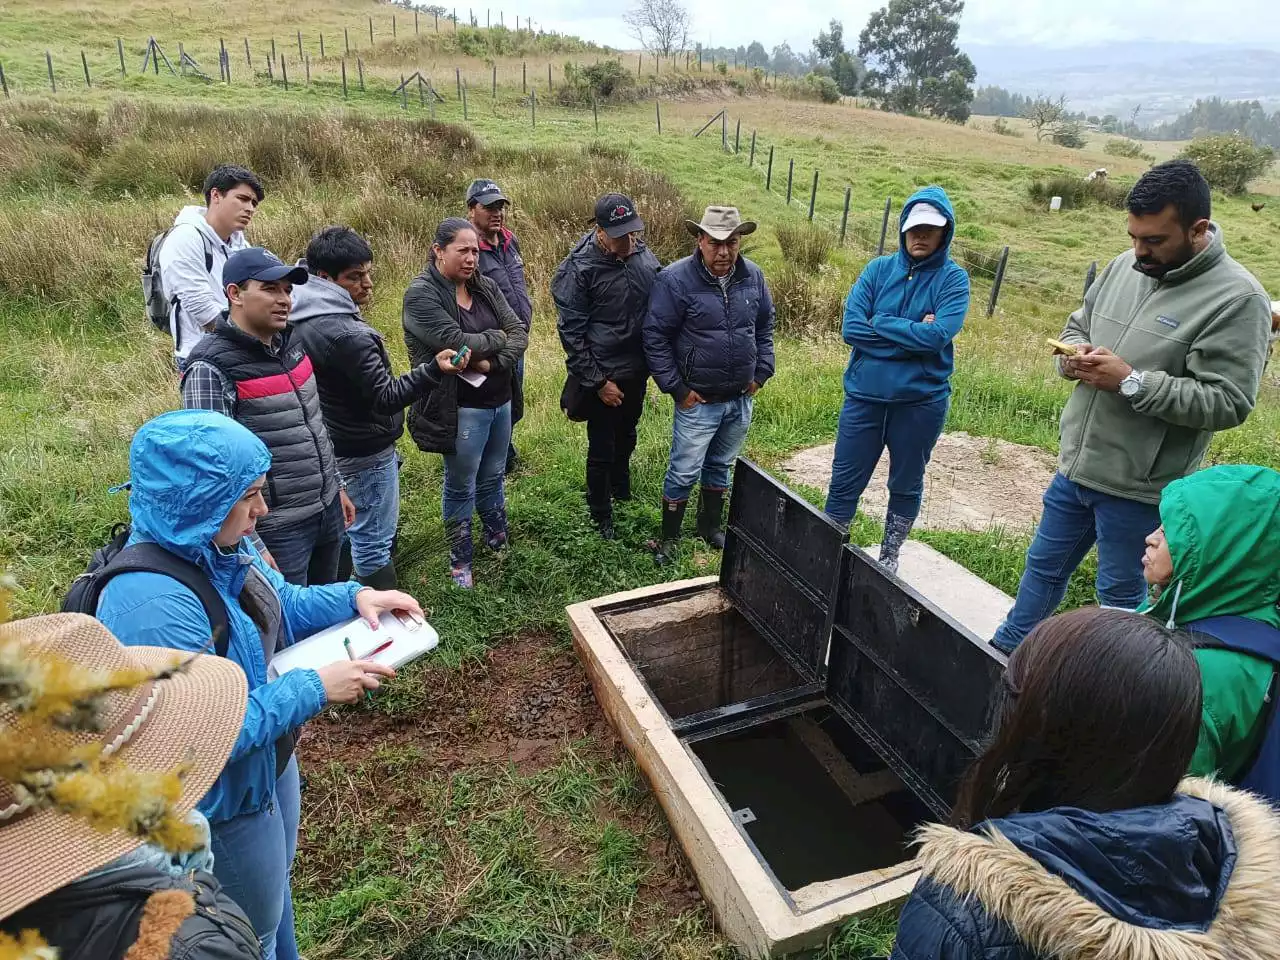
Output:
top-left (527, 0), bottom-right (1280, 58)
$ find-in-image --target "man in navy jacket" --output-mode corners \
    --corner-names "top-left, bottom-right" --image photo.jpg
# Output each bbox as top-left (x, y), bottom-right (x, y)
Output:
top-left (467, 178), bottom-right (533, 474)
top-left (644, 205), bottom-right (776, 563)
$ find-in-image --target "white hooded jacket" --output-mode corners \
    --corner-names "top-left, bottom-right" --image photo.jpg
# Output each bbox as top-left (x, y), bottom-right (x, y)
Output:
top-left (158, 205), bottom-right (247, 362)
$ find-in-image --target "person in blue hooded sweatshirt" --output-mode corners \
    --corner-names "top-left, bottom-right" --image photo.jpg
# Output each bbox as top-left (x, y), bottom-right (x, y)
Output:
top-left (95, 409), bottom-right (421, 960)
top-left (824, 186), bottom-right (970, 573)
top-left (891, 606), bottom-right (1280, 960)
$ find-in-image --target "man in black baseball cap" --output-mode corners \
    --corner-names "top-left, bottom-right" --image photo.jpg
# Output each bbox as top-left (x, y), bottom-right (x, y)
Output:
top-left (465, 178), bottom-right (533, 475)
top-left (552, 193), bottom-right (661, 538)
top-left (182, 247), bottom-right (354, 585)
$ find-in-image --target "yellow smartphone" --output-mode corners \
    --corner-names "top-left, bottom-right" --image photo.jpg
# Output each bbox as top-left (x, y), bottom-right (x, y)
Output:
top-left (1046, 338), bottom-right (1078, 357)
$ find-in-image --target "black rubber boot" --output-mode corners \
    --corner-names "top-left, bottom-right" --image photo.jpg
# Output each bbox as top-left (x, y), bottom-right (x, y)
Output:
top-left (654, 498), bottom-right (688, 566)
top-left (355, 558), bottom-right (398, 590)
top-left (586, 463), bottom-right (615, 539)
top-left (696, 487), bottom-right (728, 550)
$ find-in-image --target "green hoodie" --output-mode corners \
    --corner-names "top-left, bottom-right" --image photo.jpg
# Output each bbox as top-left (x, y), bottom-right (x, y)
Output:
top-left (1142, 465), bottom-right (1280, 780)
top-left (1057, 225), bottom-right (1271, 504)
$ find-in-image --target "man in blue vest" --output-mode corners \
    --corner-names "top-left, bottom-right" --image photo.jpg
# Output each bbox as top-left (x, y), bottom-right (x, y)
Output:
top-left (182, 247), bottom-right (355, 586)
top-left (467, 178), bottom-right (533, 475)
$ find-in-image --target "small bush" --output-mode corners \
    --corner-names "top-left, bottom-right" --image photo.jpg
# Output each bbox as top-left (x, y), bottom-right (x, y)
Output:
top-left (802, 73), bottom-right (841, 104)
top-left (991, 118), bottom-right (1023, 138)
top-left (729, 78), bottom-right (746, 96)
top-left (1028, 174), bottom-right (1128, 211)
top-left (1104, 138), bottom-right (1154, 162)
top-left (1051, 122), bottom-right (1086, 150)
top-left (1180, 134), bottom-right (1276, 195)
top-left (558, 60), bottom-right (637, 105)
top-left (775, 223), bottom-right (834, 271)
top-left (771, 265), bottom-right (845, 338)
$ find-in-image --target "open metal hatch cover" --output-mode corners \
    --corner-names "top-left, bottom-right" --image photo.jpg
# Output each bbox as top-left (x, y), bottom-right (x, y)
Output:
top-left (826, 546), bottom-right (1007, 819)
top-left (720, 458), bottom-right (849, 684)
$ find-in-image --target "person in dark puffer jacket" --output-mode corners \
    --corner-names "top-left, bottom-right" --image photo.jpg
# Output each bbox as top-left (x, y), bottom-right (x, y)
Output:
top-left (644, 205), bottom-right (776, 563)
top-left (552, 193), bottom-right (662, 539)
top-left (402, 218), bottom-right (528, 589)
top-left (182, 247), bottom-right (353, 587)
top-left (289, 226), bottom-right (464, 589)
top-left (891, 607), bottom-right (1280, 960)
top-left (0, 613), bottom-right (261, 960)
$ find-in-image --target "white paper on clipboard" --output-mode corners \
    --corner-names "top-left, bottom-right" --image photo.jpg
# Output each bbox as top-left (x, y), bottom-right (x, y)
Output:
top-left (457, 369), bottom-right (487, 388)
top-left (268, 610), bottom-right (439, 678)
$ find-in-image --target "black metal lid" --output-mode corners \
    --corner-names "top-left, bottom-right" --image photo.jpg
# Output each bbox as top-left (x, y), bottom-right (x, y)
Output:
top-left (720, 459), bottom-right (849, 683)
top-left (826, 546), bottom-right (1007, 819)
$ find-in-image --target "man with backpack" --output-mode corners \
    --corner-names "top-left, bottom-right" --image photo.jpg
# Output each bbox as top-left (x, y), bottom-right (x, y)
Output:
top-left (151, 164), bottom-right (263, 370)
top-left (289, 226), bottom-right (464, 590)
top-left (182, 247), bottom-right (355, 586)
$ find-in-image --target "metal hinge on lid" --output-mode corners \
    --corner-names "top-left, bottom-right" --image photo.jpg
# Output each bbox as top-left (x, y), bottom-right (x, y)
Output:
top-left (733, 807), bottom-right (757, 826)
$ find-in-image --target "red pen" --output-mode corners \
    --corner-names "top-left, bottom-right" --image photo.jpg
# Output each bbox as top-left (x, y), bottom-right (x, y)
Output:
top-left (361, 639), bottom-right (394, 659)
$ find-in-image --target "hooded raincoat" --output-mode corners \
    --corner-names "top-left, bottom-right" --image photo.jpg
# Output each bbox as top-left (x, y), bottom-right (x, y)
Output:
top-left (96, 410), bottom-right (363, 825)
top-left (841, 186), bottom-right (971, 404)
top-left (893, 778), bottom-right (1280, 960)
top-left (1141, 464), bottom-right (1280, 784)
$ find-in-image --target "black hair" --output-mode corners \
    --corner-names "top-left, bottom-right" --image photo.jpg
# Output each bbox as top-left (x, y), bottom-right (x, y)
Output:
top-left (305, 226), bottom-right (373, 278)
top-left (953, 608), bottom-right (1201, 828)
top-left (429, 217), bottom-right (477, 263)
top-left (1126, 159), bottom-right (1211, 228)
top-left (202, 164), bottom-right (265, 206)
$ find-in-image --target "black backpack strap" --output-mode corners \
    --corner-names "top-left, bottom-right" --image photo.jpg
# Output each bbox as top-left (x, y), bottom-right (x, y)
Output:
top-left (99, 544), bottom-right (230, 658)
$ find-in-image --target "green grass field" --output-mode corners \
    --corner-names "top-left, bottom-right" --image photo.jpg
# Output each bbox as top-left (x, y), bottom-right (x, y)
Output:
top-left (2, 3), bottom-right (1278, 956)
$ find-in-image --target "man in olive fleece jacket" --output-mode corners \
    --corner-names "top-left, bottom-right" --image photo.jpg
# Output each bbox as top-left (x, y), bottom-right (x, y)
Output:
top-left (993, 160), bottom-right (1271, 654)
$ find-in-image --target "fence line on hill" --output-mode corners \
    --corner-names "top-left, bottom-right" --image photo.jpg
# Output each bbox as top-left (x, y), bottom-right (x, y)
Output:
top-left (0, 29), bottom-right (1099, 314)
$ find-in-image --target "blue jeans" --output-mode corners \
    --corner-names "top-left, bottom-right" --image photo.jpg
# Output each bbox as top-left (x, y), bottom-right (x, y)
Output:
top-left (259, 494), bottom-right (345, 586)
top-left (663, 396), bottom-right (754, 501)
top-left (824, 395), bottom-right (949, 525)
top-left (210, 755), bottom-right (301, 960)
top-left (991, 473), bottom-right (1161, 653)
top-left (342, 448), bottom-right (400, 576)
top-left (444, 403), bottom-right (513, 523)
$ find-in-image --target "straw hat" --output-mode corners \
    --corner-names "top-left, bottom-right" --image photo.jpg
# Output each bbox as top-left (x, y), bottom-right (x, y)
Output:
top-left (0, 614), bottom-right (247, 919)
top-left (683, 205), bottom-right (758, 240)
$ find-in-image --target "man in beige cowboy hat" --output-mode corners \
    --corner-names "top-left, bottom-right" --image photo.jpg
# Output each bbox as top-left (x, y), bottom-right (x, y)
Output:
top-left (643, 205), bottom-right (776, 563)
top-left (0, 613), bottom-right (262, 959)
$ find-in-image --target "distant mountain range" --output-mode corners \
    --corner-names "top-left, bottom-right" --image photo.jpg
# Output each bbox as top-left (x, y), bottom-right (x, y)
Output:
top-left (967, 42), bottom-right (1280, 124)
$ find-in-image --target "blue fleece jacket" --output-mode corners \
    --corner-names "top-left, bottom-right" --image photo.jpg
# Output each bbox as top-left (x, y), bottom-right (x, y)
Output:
top-left (842, 186), bottom-right (971, 404)
top-left (96, 410), bottom-right (362, 825)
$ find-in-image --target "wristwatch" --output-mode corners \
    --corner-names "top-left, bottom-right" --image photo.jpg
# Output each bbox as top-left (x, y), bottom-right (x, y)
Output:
top-left (1119, 370), bottom-right (1145, 399)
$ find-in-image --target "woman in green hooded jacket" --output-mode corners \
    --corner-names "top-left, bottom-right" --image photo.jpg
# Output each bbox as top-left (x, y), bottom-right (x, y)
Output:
top-left (1140, 464), bottom-right (1280, 789)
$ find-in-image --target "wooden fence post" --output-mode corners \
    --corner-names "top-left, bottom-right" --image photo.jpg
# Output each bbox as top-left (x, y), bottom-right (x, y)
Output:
top-left (547, 61), bottom-right (552, 90)
top-left (119, 38), bottom-right (127, 75)
top-left (656, 99), bottom-right (661, 134)
top-left (393, 14), bottom-right (397, 38)
top-left (492, 62), bottom-right (496, 97)
top-left (637, 54), bottom-right (641, 75)
top-left (522, 61), bottom-right (526, 93)
top-left (987, 246), bottom-right (1011, 317)
top-left (734, 118), bottom-right (741, 153)
top-left (808, 170), bottom-right (819, 220)
top-left (281, 56), bottom-right (289, 90)
top-left (400, 73), bottom-right (407, 109)
top-left (358, 58), bottom-right (364, 91)
top-left (531, 88), bottom-right (536, 128)
top-left (369, 16), bottom-right (374, 45)
top-left (304, 55), bottom-right (310, 84)
top-left (0, 63), bottom-right (8, 99)
top-left (46, 51), bottom-right (55, 92)
top-left (766, 145), bottom-right (774, 190)
top-left (341, 59), bottom-right (348, 98)
top-left (748, 130), bottom-right (756, 166)
top-left (455, 66), bottom-right (461, 99)
top-left (345, 27), bottom-right (350, 54)
top-left (296, 30), bottom-right (303, 58)
top-left (878, 197), bottom-right (892, 255)
top-left (320, 34), bottom-right (325, 58)
top-left (840, 186), bottom-right (851, 242)
top-left (721, 110), bottom-right (727, 152)
top-left (416, 9), bottom-right (420, 32)
top-left (271, 38), bottom-right (276, 62)
top-left (462, 81), bottom-right (469, 119)
top-left (81, 50), bottom-right (91, 87)
top-left (592, 95), bottom-right (598, 133)
top-left (244, 37), bottom-right (251, 68)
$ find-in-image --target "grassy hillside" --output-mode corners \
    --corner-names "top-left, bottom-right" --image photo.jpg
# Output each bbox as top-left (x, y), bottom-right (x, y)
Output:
top-left (2, 3), bottom-right (1279, 957)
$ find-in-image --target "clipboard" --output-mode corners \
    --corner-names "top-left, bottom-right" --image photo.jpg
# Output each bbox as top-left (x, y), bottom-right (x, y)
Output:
top-left (269, 610), bottom-right (439, 678)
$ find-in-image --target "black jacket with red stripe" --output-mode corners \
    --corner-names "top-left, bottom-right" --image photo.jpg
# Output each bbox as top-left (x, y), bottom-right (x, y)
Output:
top-left (184, 318), bottom-right (339, 533)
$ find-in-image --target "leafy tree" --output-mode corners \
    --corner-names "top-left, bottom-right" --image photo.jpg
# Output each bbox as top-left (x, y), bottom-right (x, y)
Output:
top-left (769, 42), bottom-right (809, 77)
top-left (972, 84), bottom-right (1031, 118)
top-left (811, 19), bottom-right (865, 97)
top-left (857, 0), bottom-right (976, 122)
top-left (1181, 134), bottom-right (1277, 194)
top-left (746, 41), bottom-right (768, 67)
top-left (623, 0), bottom-right (690, 57)
top-left (1052, 121), bottom-right (1087, 149)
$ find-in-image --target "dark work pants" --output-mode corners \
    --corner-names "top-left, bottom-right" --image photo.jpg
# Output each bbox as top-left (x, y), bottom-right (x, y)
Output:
top-left (585, 376), bottom-right (647, 518)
